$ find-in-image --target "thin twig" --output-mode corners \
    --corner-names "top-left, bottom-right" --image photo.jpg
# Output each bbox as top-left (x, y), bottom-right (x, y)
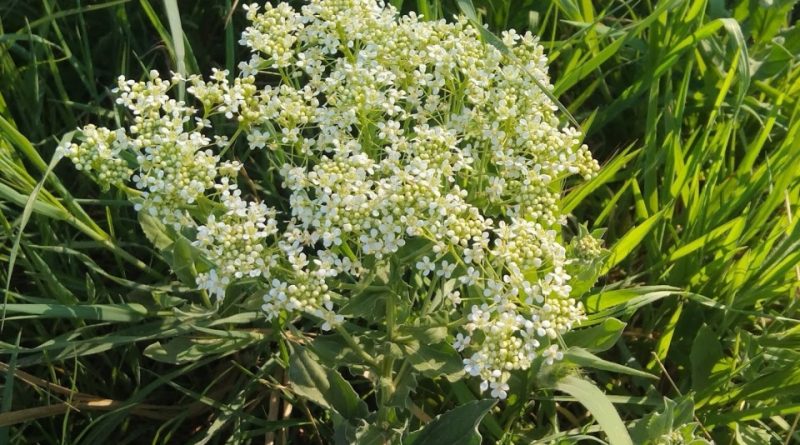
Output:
top-left (783, 413), bottom-right (800, 445)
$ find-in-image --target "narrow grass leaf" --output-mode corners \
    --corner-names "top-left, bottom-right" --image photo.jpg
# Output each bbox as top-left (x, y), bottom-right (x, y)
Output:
top-left (553, 375), bottom-right (633, 445)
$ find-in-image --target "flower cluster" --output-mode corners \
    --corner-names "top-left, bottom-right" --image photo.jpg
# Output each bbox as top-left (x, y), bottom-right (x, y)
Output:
top-left (62, 0), bottom-right (600, 399)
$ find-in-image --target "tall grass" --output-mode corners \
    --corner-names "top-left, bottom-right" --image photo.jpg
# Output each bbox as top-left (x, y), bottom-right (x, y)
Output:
top-left (1, 0), bottom-right (798, 443)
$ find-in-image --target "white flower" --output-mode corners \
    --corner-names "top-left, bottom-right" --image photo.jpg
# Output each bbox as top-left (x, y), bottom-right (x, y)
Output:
top-left (490, 381), bottom-right (510, 399)
top-left (63, 0), bottom-right (599, 397)
top-left (446, 290), bottom-right (462, 306)
top-left (453, 333), bottom-right (470, 351)
top-left (436, 260), bottom-right (456, 278)
top-left (320, 309), bottom-right (344, 331)
top-left (463, 356), bottom-right (482, 376)
top-left (459, 266), bottom-right (480, 286)
top-left (416, 256), bottom-right (436, 276)
top-left (543, 344), bottom-right (564, 366)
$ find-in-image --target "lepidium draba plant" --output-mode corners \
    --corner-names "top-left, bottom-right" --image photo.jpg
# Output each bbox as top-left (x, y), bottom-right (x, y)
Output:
top-left (60, 0), bottom-right (611, 441)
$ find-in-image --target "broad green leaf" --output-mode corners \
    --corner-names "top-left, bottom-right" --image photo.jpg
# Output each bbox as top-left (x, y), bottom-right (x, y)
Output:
top-left (406, 342), bottom-right (465, 382)
top-left (163, 236), bottom-right (199, 286)
top-left (398, 322), bottom-right (448, 345)
top-left (403, 399), bottom-right (496, 445)
top-left (562, 318), bottom-right (626, 352)
top-left (690, 325), bottom-right (725, 394)
top-left (309, 334), bottom-right (365, 367)
top-left (629, 397), bottom-right (703, 445)
top-left (288, 346), bottom-right (369, 421)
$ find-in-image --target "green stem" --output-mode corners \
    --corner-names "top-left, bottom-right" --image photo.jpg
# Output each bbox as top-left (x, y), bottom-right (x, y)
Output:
top-left (378, 289), bottom-right (397, 430)
top-left (335, 325), bottom-right (379, 368)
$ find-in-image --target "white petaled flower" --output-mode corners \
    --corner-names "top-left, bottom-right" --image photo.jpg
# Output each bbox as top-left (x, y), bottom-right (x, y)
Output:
top-left (416, 256), bottom-right (436, 277)
top-left (436, 260), bottom-right (456, 278)
top-left (62, 0), bottom-right (600, 400)
top-left (490, 381), bottom-right (510, 400)
top-left (453, 333), bottom-right (470, 351)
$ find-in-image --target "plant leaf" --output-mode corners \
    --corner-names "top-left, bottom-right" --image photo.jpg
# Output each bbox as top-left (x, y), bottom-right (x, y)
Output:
top-left (403, 399), bottom-right (496, 445)
top-left (288, 346), bottom-right (369, 421)
top-left (562, 318), bottom-right (626, 352)
top-left (553, 375), bottom-right (633, 445)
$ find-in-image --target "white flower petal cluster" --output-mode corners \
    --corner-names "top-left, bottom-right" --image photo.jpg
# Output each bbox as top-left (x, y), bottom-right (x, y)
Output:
top-left (58, 125), bottom-right (133, 191)
top-left (62, 0), bottom-right (601, 399)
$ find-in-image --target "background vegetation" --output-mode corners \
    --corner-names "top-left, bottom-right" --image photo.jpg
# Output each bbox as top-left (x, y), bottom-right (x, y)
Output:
top-left (1, 0), bottom-right (799, 443)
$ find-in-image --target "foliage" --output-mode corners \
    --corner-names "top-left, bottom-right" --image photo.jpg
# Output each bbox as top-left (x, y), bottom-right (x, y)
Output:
top-left (0, 0), bottom-right (798, 444)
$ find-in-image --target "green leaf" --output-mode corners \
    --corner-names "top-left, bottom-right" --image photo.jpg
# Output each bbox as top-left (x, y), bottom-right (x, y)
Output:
top-left (602, 210), bottom-right (665, 273)
top-left (668, 217), bottom-right (745, 262)
top-left (629, 396), bottom-right (702, 445)
top-left (563, 146), bottom-right (639, 213)
top-left (583, 286), bottom-right (680, 324)
top-left (553, 375), bottom-right (633, 445)
top-left (138, 212), bottom-right (173, 250)
top-left (405, 341), bottom-right (465, 382)
top-left (288, 346), bottom-right (369, 421)
top-left (310, 334), bottom-right (365, 367)
top-left (1, 303), bottom-right (149, 322)
top-left (3, 149), bottom-right (63, 328)
top-left (403, 399), bottom-right (496, 445)
top-left (562, 318), bottom-right (626, 352)
top-left (339, 290), bottom-right (385, 318)
top-left (164, 236), bottom-right (199, 286)
top-left (564, 348), bottom-right (658, 380)
top-left (143, 332), bottom-right (260, 364)
top-left (690, 325), bottom-right (724, 393)
top-left (398, 322), bottom-right (448, 345)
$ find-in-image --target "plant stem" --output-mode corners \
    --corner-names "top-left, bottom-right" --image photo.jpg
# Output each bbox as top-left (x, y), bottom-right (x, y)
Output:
top-left (335, 325), bottom-right (379, 368)
top-left (378, 286), bottom-right (397, 432)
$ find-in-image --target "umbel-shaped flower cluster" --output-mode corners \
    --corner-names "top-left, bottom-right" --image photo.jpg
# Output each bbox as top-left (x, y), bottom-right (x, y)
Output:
top-left (60, 0), bottom-right (600, 399)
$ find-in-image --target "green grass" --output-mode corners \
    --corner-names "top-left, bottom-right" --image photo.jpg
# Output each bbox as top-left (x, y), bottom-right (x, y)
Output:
top-left (1, 0), bottom-right (799, 443)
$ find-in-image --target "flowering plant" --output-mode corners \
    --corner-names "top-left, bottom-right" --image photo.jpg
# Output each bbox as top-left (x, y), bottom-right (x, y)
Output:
top-left (60, 0), bottom-right (612, 441)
